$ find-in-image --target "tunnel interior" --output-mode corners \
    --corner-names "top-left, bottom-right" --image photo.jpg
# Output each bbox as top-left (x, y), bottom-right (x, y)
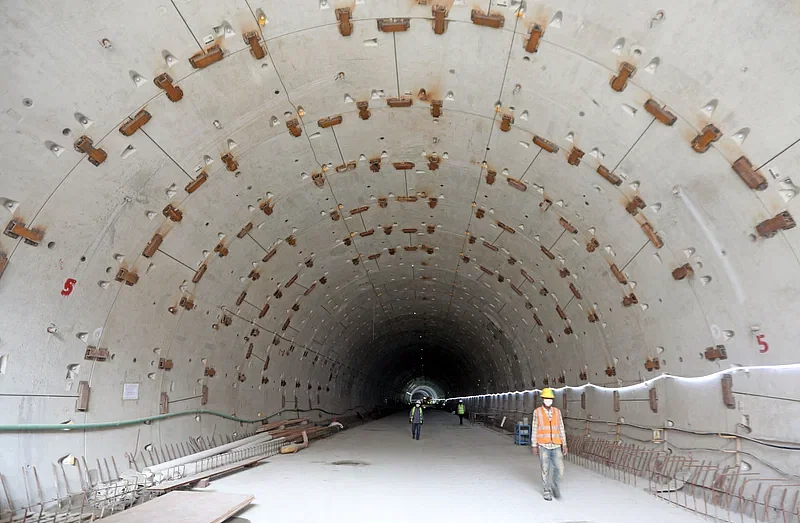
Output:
top-left (1, 0), bottom-right (800, 517)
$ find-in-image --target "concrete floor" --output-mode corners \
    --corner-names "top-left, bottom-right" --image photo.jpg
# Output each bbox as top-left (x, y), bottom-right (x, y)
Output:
top-left (210, 410), bottom-right (707, 523)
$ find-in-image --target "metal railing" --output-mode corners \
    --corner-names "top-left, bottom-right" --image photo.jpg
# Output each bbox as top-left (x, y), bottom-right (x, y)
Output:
top-left (0, 430), bottom-right (287, 522)
top-left (0, 477), bottom-right (158, 523)
top-left (154, 437), bottom-right (287, 483)
top-left (567, 433), bottom-right (800, 523)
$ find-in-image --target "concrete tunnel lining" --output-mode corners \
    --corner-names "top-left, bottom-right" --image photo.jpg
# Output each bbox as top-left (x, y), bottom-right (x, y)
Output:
top-left (1, 0), bottom-right (800, 517)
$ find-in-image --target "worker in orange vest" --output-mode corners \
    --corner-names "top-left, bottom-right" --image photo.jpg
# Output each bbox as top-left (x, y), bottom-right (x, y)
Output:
top-left (530, 388), bottom-right (567, 501)
top-left (409, 400), bottom-right (424, 440)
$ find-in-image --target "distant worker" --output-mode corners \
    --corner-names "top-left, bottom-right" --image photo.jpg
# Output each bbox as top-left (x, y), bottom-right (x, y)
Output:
top-left (530, 388), bottom-right (568, 501)
top-left (457, 400), bottom-right (466, 425)
top-left (409, 400), bottom-right (424, 441)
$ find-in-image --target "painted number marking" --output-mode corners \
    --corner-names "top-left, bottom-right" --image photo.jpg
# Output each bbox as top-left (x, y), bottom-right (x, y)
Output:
top-left (756, 334), bottom-right (769, 354)
top-left (61, 278), bottom-right (77, 297)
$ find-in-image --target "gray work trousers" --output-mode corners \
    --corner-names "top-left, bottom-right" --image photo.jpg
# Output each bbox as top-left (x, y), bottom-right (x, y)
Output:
top-left (539, 447), bottom-right (564, 495)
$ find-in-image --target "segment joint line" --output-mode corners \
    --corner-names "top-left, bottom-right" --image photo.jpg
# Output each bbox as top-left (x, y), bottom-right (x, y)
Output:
top-left (549, 230), bottom-right (567, 251)
top-left (393, 33), bottom-right (401, 97)
top-left (170, 0), bottom-right (203, 50)
top-left (449, 13), bottom-right (521, 317)
top-left (620, 240), bottom-right (650, 272)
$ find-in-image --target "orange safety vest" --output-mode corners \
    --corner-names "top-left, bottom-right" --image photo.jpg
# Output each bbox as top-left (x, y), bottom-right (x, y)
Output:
top-left (535, 406), bottom-right (563, 445)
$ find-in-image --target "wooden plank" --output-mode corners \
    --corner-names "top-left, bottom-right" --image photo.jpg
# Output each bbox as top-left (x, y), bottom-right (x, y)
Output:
top-left (255, 417), bottom-right (308, 434)
top-left (271, 430), bottom-right (311, 441)
top-left (102, 491), bottom-right (253, 523)
top-left (267, 426), bottom-right (312, 438)
top-left (276, 426), bottom-right (338, 443)
top-left (148, 454), bottom-right (271, 492)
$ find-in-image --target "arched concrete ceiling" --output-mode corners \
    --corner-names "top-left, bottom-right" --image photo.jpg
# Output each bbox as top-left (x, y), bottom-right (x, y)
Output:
top-left (1, 0), bottom-right (799, 452)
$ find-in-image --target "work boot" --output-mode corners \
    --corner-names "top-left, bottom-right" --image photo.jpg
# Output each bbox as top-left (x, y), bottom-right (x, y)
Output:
top-left (543, 492), bottom-right (552, 501)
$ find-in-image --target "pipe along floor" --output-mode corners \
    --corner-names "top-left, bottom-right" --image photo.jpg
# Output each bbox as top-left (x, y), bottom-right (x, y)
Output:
top-left (208, 410), bottom-right (708, 522)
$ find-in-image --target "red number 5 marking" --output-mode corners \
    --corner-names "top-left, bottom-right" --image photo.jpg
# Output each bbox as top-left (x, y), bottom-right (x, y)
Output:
top-left (756, 334), bottom-right (769, 354)
top-left (61, 278), bottom-right (77, 297)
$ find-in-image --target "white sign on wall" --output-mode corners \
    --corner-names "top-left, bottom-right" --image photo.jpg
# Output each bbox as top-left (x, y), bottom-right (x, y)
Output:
top-left (122, 383), bottom-right (139, 400)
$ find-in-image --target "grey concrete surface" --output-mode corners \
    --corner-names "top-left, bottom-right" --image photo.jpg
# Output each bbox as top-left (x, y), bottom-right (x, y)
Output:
top-left (210, 411), bottom-right (706, 523)
top-left (2, 0), bottom-right (799, 511)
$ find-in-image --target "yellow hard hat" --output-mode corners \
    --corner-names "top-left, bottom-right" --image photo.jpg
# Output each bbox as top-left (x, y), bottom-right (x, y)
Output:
top-left (540, 388), bottom-right (555, 399)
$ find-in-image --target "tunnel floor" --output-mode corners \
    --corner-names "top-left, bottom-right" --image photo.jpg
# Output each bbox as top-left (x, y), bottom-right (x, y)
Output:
top-left (209, 410), bottom-right (707, 522)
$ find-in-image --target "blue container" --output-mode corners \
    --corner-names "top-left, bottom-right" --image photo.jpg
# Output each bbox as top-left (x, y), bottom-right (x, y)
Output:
top-left (514, 423), bottom-right (531, 445)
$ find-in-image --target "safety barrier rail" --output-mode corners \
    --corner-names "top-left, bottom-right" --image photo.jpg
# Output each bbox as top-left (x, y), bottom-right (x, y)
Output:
top-left (567, 433), bottom-right (800, 523)
top-left (0, 430), bottom-right (285, 522)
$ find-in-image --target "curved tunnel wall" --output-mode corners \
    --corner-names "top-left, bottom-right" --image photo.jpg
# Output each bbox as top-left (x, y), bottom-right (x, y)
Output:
top-left (1, 0), bottom-right (799, 508)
